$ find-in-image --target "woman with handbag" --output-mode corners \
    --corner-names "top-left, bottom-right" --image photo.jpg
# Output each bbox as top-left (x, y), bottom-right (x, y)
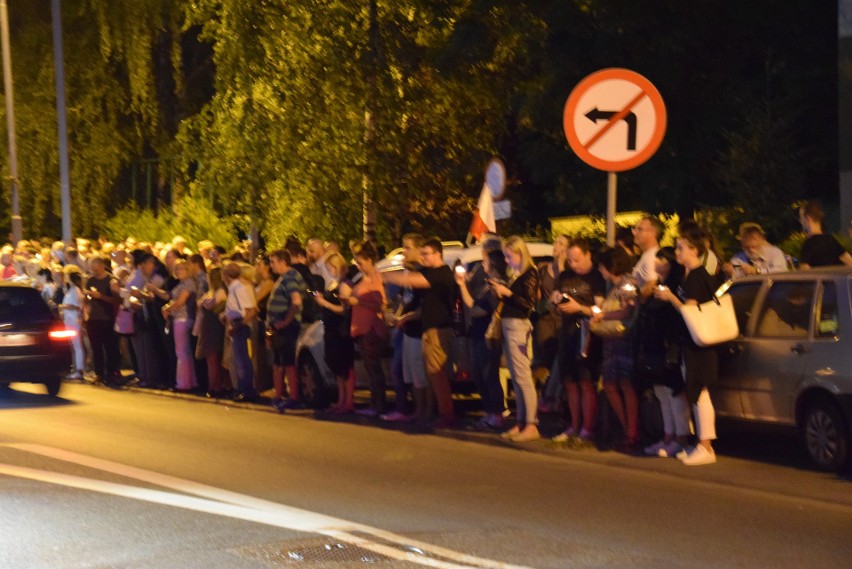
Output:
top-left (654, 224), bottom-right (720, 466)
top-left (490, 236), bottom-right (540, 443)
top-left (592, 247), bottom-right (641, 453)
top-left (456, 248), bottom-right (508, 431)
top-left (346, 241), bottom-right (389, 417)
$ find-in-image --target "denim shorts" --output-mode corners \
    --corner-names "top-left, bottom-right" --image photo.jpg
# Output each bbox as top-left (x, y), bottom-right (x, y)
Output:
top-left (602, 339), bottom-right (634, 382)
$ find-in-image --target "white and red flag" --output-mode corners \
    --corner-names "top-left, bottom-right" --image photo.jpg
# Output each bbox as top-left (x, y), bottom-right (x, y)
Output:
top-left (469, 158), bottom-right (504, 242)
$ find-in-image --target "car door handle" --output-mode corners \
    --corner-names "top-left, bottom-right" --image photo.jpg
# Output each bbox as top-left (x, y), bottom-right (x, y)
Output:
top-left (791, 343), bottom-right (807, 354)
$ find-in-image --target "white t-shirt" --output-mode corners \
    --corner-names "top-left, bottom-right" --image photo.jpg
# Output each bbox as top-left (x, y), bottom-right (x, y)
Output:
top-left (633, 246), bottom-right (659, 287)
top-left (226, 279), bottom-right (256, 321)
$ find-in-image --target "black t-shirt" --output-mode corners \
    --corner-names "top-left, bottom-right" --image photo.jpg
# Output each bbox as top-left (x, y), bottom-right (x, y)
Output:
top-left (86, 274), bottom-right (117, 322)
top-left (420, 265), bottom-right (455, 330)
top-left (555, 268), bottom-right (606, 327)
top-left (801, 234), bottom-right (847, 267)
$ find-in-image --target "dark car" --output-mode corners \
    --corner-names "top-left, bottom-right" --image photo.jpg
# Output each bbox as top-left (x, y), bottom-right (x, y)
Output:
top-left (715, 268), bottom-right (852, 472)
top-left (0, 281), bottom-right (74, 396)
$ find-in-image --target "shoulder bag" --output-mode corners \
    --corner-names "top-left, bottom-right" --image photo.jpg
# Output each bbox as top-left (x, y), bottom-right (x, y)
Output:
top-left (680, 293), bottom-right (739, 347)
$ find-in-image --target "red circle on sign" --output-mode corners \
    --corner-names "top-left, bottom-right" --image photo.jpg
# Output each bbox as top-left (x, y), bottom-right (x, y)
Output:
top-left (563, 68), bottom-right (667, 172)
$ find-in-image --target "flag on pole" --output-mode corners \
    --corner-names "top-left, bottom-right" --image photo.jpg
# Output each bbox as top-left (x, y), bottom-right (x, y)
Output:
top-left (469, 182), bottom-right (496, 241)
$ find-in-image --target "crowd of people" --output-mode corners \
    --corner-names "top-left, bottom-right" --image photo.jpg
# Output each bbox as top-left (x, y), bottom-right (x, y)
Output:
top-left (2, 199), bottom-right (850, 467)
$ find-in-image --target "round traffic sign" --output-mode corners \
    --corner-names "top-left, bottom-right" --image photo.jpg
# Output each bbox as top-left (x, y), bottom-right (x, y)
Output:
top-left (563, 68), bottom-right (667, 172)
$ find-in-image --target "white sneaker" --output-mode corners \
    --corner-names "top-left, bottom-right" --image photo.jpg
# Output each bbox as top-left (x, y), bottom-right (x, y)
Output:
top-left (551, 427), bottom-right (576, 442)
top-left (680, 444), bottom-right (716, 466)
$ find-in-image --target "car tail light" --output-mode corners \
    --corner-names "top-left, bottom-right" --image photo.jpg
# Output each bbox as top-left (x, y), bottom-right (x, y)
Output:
top-left (49, 328), bottom-right (77, 341)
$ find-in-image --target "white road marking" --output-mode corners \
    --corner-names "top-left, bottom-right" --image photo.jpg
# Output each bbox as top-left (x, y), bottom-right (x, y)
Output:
top-left (1, 444), bottom-right (534, 569)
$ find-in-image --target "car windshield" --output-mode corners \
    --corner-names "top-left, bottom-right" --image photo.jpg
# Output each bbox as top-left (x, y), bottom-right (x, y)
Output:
top-left (0, 287), bottom-right (53, 323)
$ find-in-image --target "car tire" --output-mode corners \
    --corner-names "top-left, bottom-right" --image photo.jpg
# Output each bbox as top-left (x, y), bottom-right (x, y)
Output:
top-left (802, 398), bottom-right (850, 472)
top-left (297, 352), bottom-right (330, 410)
top-left (45, 378), bottom-right (62, 397)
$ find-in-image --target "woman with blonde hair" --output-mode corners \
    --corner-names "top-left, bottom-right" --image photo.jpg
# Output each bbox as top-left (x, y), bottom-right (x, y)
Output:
top-left (162, 260), bottom-right (199, 392)
top-left (490, 236), bottom-right (540, 442)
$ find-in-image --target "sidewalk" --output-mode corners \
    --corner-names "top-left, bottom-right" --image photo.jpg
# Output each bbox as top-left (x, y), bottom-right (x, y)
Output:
top-left (114, 378), bottom-right (852, 509)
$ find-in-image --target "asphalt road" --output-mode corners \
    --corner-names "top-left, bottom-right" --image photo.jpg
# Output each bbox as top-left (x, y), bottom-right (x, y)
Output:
top-left (0, 382), bottom-right (850, 569)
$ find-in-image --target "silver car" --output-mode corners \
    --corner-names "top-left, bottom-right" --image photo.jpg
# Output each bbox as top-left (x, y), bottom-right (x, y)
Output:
top-left (717, 268), bottom-right (852, 472)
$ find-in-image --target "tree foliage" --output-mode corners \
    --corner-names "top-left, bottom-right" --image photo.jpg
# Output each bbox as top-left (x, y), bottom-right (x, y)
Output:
top-left (0, 0), bottom-right (838, 248)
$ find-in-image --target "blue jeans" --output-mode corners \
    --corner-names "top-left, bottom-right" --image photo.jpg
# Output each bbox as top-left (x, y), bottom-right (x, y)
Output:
top-left (390, 328), bottom-right (410, 414)
top-left (230, 324), bottom-right (254, 396)
top-left (470, 335), bottom-right (504, 416)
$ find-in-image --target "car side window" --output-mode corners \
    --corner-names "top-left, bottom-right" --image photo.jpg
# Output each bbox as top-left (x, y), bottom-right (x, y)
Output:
top-left (727, 282), bottom-right (762, 335)
top-left (816, 281), bottom-right (838, 338)
top-left (755, 281), bottom-right (815, 339)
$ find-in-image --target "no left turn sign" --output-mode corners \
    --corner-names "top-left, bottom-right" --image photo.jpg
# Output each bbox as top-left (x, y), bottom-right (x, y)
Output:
top-left (563, 68), bottom-right (666, 172)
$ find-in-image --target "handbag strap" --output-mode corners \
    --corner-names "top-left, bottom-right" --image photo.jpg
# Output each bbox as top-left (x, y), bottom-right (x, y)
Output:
top-left (494, 300), bottom-right (504, 316)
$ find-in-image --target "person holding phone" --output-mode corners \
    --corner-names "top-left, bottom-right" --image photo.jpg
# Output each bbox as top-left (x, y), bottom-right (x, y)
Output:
top-left (491, 236), bottom-right (541, 442)
top-left (551, 237), bottom-right (606, 444)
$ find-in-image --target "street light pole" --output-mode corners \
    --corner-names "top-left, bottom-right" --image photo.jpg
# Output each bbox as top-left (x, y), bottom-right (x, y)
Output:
top-left (51, 0), bottom-right (71, 244)
top-left (0, 0), bottom-right (21, 244)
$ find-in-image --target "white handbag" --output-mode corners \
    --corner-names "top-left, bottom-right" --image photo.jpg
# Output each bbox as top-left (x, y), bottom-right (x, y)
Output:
top-left (680, 293), bottom-right (739, 347)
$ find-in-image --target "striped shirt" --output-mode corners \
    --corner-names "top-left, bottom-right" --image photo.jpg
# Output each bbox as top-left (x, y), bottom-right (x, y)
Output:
top-left (267, 268), bottom-right (306, 326)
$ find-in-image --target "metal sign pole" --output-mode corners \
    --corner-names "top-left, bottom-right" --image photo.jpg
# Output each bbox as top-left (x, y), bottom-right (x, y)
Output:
top-left (606, 171), bottom-right (617, 246)
top-left (0, 0), bottom-right (21, 244)
top-left (51, 0), bottom-right (72, 244)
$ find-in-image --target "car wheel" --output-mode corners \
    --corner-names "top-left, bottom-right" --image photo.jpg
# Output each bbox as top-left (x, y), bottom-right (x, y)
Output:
top-left (45, 378), bottom-right (62, 397)
top-left (802, 398), bottom-right (849, 472)
top-left (297, 352), bottom-right (329, 410)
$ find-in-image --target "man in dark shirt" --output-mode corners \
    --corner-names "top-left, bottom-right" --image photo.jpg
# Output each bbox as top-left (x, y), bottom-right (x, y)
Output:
top-left (85, 256), bottom-right (122, 386)
top-left (799, 201), bottom-right (852, 269)
top-left (551, 238), bottom-right (606, 442)
top-left (382, 237), bottom-right (456, 427)
top-left (286, 243), bottom-right (323, 323)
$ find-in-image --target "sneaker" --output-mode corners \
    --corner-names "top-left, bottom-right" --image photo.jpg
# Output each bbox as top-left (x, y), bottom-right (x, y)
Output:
top-left (578, 428), bottom-right (595, 442)
top-left (272, 398), bottom-right (287, 413)
top-left (658, 440), bottom-right (683, 458)
top-left (355, 407), bottom-right (379, 418)
top-left (680, 444), bottom-right (716, 466)
top-left (644, 440), bottom-right (666, 456)
top-left (551, 427), bottom-right (576, 442)
top-left (281, 399), bottom-right (306, 410)
top-left (476, 415), bottom-right (504, 431)
top-left (381, 411), bottom-right (413, 422)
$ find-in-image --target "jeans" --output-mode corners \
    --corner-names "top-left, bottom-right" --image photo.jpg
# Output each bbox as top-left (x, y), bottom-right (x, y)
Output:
top-left (502, 317), bottom-right (537, 426)
top-left (87, 319), bottom-right (120, 379)
top-left (357, 330), bottom-right (387, 413)
top-left (390, 328), bottom-right (409, 413)
top-left (173, 319), bottom-right (198, 390)
top-left (230, 324), bottom-right (254, 396)
top-left (469, 335), bottom-right (504, 416)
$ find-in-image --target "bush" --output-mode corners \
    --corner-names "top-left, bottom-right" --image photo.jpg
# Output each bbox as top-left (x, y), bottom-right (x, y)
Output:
top-left (103, 196), bottom-right (239, 249)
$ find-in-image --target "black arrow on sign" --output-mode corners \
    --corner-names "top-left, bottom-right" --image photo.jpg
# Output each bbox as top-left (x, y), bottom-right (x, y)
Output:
top-left (585, 108), bottom-right (637, 151)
